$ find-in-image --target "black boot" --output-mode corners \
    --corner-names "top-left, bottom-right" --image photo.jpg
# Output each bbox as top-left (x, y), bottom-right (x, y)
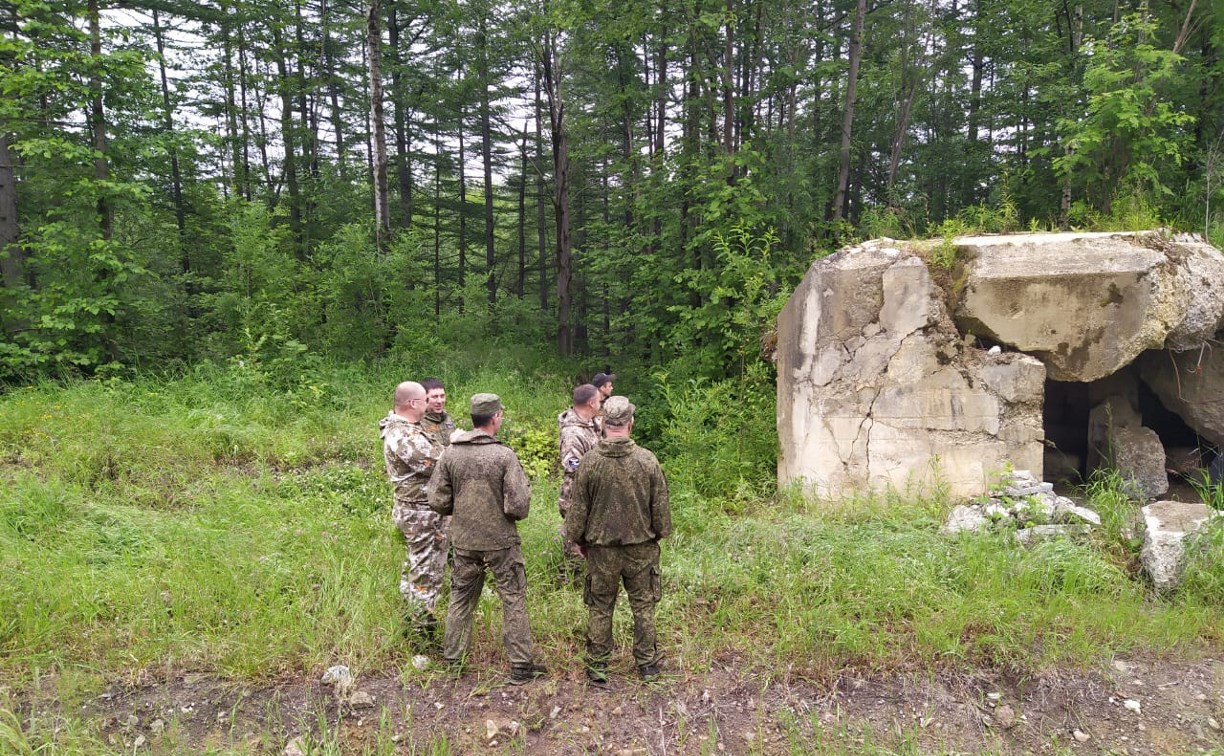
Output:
top-left (509, 663), bottom-right (548, 685)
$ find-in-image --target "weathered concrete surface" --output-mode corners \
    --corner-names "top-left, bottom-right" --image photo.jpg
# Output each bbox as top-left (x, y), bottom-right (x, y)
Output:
top-left (953, 232), bottom-right (1204, 382)
top-left (1140, 344), bottom-right (1224, 447)
top-left (777, 241), bottom-right (1045, 499)
top-left (1164, 233), bottom-right (1224, 350)
top-left (1141, 500), bottom-right (1223, 593)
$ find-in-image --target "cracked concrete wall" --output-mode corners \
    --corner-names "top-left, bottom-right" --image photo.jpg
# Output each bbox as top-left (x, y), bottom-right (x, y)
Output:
top-left (777, 242), bottom-right (1045, 499)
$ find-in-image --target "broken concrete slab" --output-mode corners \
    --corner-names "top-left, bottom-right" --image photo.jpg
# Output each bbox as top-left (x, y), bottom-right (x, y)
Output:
top-left (953, 232), bottom-right (1188, 382)
top-left (1141, 500), bottom-right (1224, 592)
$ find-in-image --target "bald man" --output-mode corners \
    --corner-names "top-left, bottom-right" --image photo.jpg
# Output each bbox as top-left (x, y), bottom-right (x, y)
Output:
top-left (380, 381), bottom-right (447, 640)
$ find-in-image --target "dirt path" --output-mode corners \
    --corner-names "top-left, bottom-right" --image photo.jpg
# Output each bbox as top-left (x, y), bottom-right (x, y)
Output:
top-left (33, 654), bottom-right (1224, 753)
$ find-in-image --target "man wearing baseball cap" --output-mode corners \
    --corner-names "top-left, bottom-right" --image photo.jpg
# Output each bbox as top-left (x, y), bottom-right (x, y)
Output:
top-left (429, 393), bottom-right (547, 685)
top-left (565, 396), bottom-right (671, 683)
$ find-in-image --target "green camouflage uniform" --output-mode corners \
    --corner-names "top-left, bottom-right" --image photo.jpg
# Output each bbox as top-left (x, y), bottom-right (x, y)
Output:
top-left (421, 410), bottom-right (456, 447)
top-left (428, 429), bottom-right (537, 667)
top-left (565, 436), bottom-right (671, 668)
top-left (379, 411), bottom-right (446, 619)
top-left (557, 407), bottom-right (601, 565)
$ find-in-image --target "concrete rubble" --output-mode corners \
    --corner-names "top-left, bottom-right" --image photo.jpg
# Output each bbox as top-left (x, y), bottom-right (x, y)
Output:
top-left (1141, 500), bottom-right (1224, 592)
top-left (941, 470), bottom-right (1101, 541)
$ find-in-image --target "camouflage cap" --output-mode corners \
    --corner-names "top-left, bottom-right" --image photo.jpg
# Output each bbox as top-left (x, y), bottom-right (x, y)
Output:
top-left (602, 395), bottom-right (635, 424)
top-left (470, 393), bottom-right (503, 416)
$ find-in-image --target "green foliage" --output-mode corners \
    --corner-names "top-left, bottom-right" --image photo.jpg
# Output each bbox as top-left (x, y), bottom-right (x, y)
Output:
top-left (1055, 11), bottom-right (1195, 209)
top-left (667, 222), bottom-right (792, 378)
top-left (651, 361), bottom-right (777, 507)
top-left (501, 422), bottom-right (556, 482)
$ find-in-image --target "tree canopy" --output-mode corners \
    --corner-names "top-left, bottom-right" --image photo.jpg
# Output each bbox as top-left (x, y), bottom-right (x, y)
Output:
top-left (0, 0), bottom-right (1218, 383)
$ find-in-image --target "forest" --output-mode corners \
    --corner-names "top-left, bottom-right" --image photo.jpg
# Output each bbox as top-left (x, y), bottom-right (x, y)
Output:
top-left (0, 0), bottom-right (1218, 383)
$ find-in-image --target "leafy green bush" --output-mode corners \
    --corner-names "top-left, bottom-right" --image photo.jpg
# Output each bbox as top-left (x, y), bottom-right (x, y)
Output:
top-left (502, 422), bottom-right (556, 482)
top-left (651, 361), bottom-right (777, 507)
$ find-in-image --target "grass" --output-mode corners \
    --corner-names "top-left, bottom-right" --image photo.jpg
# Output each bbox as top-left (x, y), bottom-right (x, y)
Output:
top-left (3, 355), bottom-right (1224, 750)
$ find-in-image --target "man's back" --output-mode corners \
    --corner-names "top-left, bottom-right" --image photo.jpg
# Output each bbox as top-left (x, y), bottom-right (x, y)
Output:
top-left (568, 437), bottom-right (670, 547)
top-left (430, 429), bottom-right (530, 551)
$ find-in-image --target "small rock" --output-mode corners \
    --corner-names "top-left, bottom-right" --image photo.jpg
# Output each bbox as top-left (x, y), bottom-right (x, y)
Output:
top-left (986, 692), bottom-right (1002, 701)
top-left (133, 734), bottom-right (146, 749)
top-left (745, 732), bottom-right (756, 743)
top-left (1123, 699), bottom-right (1142, 714)
top-left (995, 705), bottom-right (1017, 729)
top-left (1073, 729), bottom-right (1090, 742)
top-left (434, 702), bottom-right (443, 710)
top-left (987, 345), bottom-right (1002, 356)
top-left (1114, 660), bottom-right (1130, 674)
top-left (322, 665), bottom-right (352, 686)
top-left (150, 719), bottom-right (165, 735)
top-left (350, 691), bottom-right (375, 708)
top-left (550, 706), bottom-right (561, 719)
top-left (486, 720), bottom-right (499, 740)
top-left (124, 714), bottom-right (139, 728)
top-left (1138, 722), bottom-right (1146, 731)
top-left (942, 505), bottom-right (990, 534)
top-left (1195, 693), bottom-right (1207, 701)
top-left (1209, 717), bottom-right (1220, 731)
top-left (411, 655), bottom-right (430, 671)
top-left (284, 736), bottom-right (307, 756)
top-left (981, 714), bottom-right (994, 727)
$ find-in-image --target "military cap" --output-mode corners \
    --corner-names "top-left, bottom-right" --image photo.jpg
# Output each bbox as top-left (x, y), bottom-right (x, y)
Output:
top-left (602, 395), bottom-right (635, 424)
top-left (470, 393), bottom-right (503, 416)
top-left (592, 372), bottom-right (616, 388)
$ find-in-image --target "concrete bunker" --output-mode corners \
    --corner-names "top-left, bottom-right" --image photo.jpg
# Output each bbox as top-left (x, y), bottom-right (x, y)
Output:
top-left (776, 231), bottom-right (1224, 499)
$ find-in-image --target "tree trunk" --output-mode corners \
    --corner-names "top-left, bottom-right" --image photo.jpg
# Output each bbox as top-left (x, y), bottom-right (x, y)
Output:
top-left (478, 16), bottom-right (496, 306)
top-left (433, 136), bottom-right (442, 316)
top-left (273, 26), bottom-right (303, 252)
top-left (368, 0), bottom-right (390, 246)
top-left (389, 4), bottom-right (411, 226)
top-left (152, 9), bottom-right (186, 250)
top-left (535, 67), bottom-right (549, 311)
top-left (237, 19), bottom-right (255, 199)
top-left (518, 119), bottom-right (528, 298)
top-left (722, 0), bottom-right (735, 155)
top-left (458, 111), bottom-right (467, 294)
top-left (831, 0), bottom-right (866, 222)
top-left (541, 28), bottom-right (572, 355)
top-left (322, 0), bottom-right (346, 168)
top-left (88, 0), bottom-right (111, 242)
top-left (219, 0), bottom-right (244, 197)
top-left (0, 133), bottom-right (25, 295)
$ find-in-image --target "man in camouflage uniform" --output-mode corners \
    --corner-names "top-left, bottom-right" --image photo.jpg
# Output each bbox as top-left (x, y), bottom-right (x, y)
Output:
top-left (379, 381), bottom-right (447, 637)
top-left (566, 396), bottom-right (671, 683)
top-left (429, 393), bottom-right (547, 685)
top-left (557, 383), bottom-right (602, 578)
top-left (420, 377), bottom-right (456, 446)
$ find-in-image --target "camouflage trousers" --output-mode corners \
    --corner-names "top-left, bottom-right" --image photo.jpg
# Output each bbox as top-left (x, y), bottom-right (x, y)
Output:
top-left (583, 541), bottom-right (662, 668)
top-left (556, 493), bottom-right (585, 578)
top-left (443, 545), bottom-right (535, 667)
top-left (392, 501), bottom-right (449, 620)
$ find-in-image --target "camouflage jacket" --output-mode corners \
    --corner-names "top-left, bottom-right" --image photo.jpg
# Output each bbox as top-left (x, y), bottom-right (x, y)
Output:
top-left (379, 411), bottom-right (443, 505)
top-left (557, 408), bottom-right (601, 510)
top-left (566, 437), bottom-right (671, 547)
top-left (428, 429), bottom-right (531, 551)
top-left (421, 410), bottom-right (456, 446)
